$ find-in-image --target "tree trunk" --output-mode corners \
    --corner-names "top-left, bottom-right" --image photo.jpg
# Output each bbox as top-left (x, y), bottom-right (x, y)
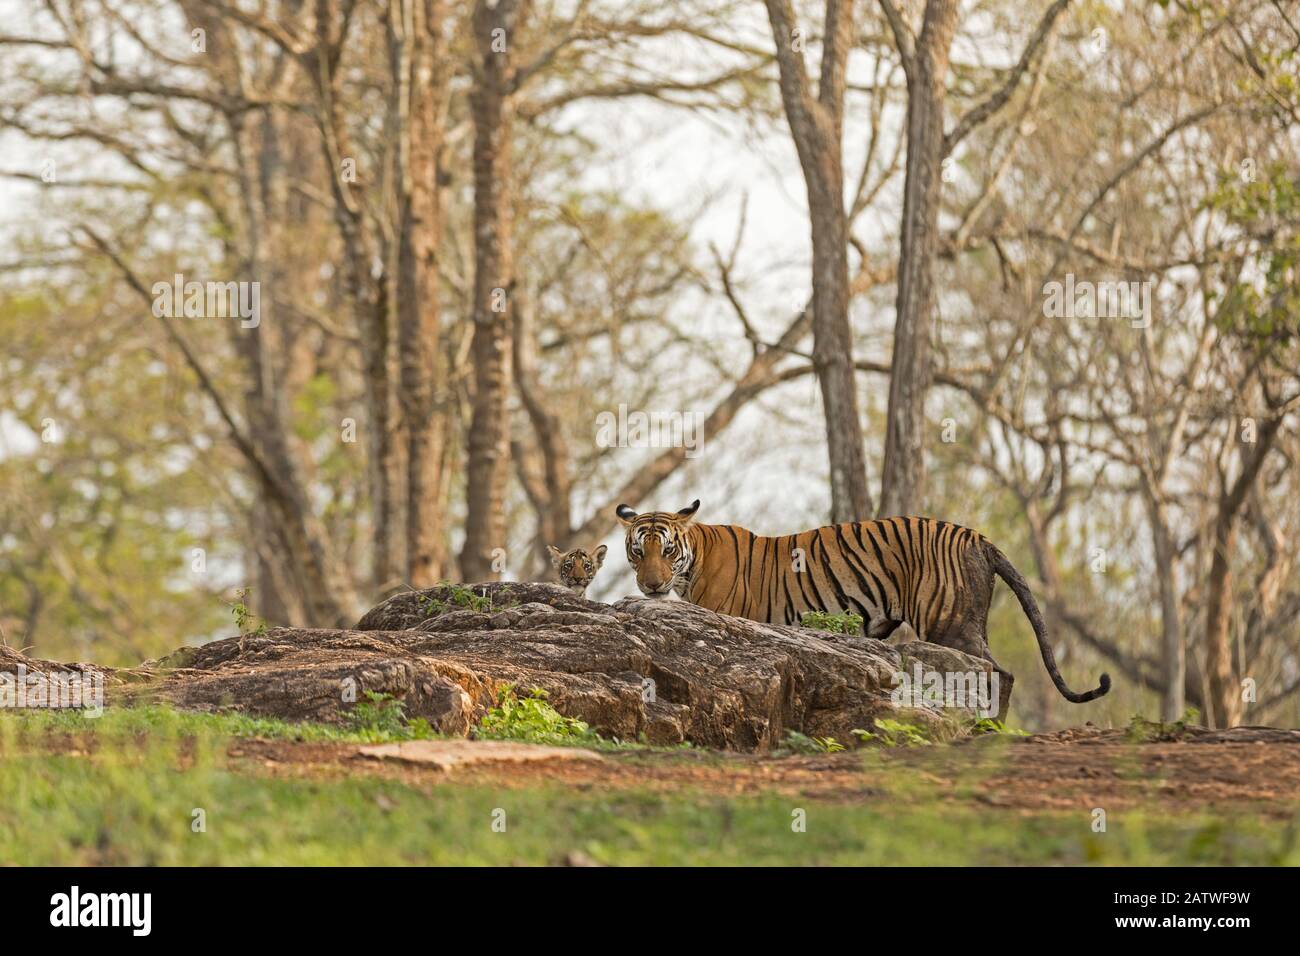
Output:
top-left (252, 503), bottom-right (296, 625)
top-left (763, 0), bottom-right (872, 523)
top-left (1204, 518), bottom-right (1242, 729)
top-left (395, 0), bottom-right (453, 587)
top-left (460, 0), bottom-right (524, 581)
top-left (1203, 416), bottom-right (1281, 728)
top-left (810, 175), bottom-right (871, 524)
top-left (1145, 491), bottom-right (1185, 721)
top-left (313, 0), bottom-right (404, 589)
top-left (225, 98), bottom-right (355, 626)
top-left (879, 0), bottom-right (959, 518)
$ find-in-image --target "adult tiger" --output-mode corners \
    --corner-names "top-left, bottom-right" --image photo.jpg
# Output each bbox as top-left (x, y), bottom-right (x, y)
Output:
top-left (616, 500), bottom-right (1110, 715)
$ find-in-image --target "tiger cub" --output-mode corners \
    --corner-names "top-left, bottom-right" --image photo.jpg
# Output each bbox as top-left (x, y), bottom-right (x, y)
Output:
top-left (547, 544), bottom-right (608, 597)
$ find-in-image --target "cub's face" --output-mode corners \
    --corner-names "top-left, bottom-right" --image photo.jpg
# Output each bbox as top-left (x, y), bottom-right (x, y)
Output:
top-left (548, 544), bottom-right (607, 596)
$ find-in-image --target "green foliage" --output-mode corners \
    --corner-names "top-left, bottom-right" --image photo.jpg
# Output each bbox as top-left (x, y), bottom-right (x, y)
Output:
top-left (1204, 165), bottom-right (1300, 343)
top-left (229, 588), bottom-right (268, 637)
top-left (853, 718), bottom-right (934, 748)
top-left (776, 730), bottom-right (845, 755)
top-left (417, 583), bottom-right (502, 617)
top-left (474, 686), bottom-right (600, 746)
top-left (855, 715), bottom-right (1021, 746)
top-left (967, 717), bottom-right (1030, 737)
top-left (800, 610), bottom-right (864, 635)
top-left (290, 372), bottom-right (339, 443)
top-left (0, 285), bottom-right (229, 664)
top-left (1125, 708), bottom-right (1201, 743)
top-left (344, 691), bottom-right (436, 742)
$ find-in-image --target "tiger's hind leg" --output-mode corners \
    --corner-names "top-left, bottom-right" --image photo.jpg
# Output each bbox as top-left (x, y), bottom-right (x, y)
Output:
top-left (866, 617), bottom-right (905, 641)
top-left (935, 618), bottom-right (1014, 721)
top-left (983, 652), bottom-right (1014, 723)
top-left (947, 550), bottom-right (1010, 718)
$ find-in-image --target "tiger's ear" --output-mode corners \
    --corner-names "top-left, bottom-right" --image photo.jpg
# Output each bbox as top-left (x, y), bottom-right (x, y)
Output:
top-left (593, 544), bottom-right (608, 568)
top-left (674, 499), bottom-right (700, 521)
top-left (616, 504), bottom-right (637, 525)
top-left (546, 545), bottom-right (564, 566)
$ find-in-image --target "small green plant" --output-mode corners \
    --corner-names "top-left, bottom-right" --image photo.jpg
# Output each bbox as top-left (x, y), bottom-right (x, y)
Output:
top-left (968, 717), bottom-right (1030, 737)
top-left (345, 691), bottom-right (435, 741)
top-left (475, 686), bottom-right (600, 746)
top-left (417, 582), bottom-right (500, 617)
top-left (853, 717), bottom-right (933, 748)
top-left (230, 588), bottom-right (268, 637)
top-left (1125, 707), bottom-right (1200, 743)
top-left (800, 610), bottom-right (863, 634)
top-left (776, 730), bottom-right (845, 755)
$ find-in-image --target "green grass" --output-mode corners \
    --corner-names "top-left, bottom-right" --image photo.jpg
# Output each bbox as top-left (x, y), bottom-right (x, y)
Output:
top-left (968, 717), bottom-right (1031, 737)
top-left (799, 610), bottom-right (864, 634)
top-left (1, 706), bottom-right (1297, 865)
top-left (1125, 708), bottom-right (1201, 743)
top-left (4, 699), bottom-right (436, 744)
top-left (775, 730), bottom-right (846, 755)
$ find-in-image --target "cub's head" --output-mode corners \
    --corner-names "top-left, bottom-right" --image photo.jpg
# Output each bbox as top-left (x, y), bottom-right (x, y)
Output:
top-left (547, 544), bottom-right (608, 596)
top-left (615, 500), bottom-right (700, 598)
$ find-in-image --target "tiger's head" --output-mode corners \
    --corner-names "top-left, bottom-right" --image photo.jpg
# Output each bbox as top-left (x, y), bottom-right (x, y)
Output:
top-left (615, 500), bottom-right (700, 598)
top-left (547, 544), bottom-right (607, 596)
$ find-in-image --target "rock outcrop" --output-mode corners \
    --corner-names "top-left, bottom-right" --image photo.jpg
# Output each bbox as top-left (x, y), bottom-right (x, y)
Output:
top-left (2, 583), bottom-right (995, 752)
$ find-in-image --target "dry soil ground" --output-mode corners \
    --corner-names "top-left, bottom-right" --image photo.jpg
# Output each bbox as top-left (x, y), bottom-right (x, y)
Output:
top-left (232, 725), bottom-right (1300, 819)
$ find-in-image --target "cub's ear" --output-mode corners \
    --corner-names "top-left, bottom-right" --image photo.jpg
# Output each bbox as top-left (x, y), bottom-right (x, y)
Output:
top-left (615, 504), bottom-right (637, 524)
top-left (593, 544), bottom-right (608, 567)
top-left (546, 545), bottom-right (564, 566)
top-left (675, 499), bottom-right (701, 521)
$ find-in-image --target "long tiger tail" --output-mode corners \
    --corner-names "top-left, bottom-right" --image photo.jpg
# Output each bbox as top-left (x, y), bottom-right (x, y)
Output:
top-left (987, 544), bottom-right (1111, 703)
